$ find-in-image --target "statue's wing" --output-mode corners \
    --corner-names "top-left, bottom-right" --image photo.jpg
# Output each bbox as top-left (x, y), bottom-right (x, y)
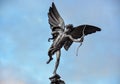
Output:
top-left (70, 25), bottom-right (101, 38)
top-left (48, 2), bottom-right (65, 31)
top-left (64, 25), bottom-right (101, 50)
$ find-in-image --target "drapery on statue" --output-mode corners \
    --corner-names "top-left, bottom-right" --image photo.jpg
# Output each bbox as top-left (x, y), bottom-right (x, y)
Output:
top-left (47, 2), bottom-right (101, 76)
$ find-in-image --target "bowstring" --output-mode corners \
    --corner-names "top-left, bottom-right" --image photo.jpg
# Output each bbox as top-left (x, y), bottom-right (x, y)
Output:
top-left (76, 25), bottom-right (86, 56)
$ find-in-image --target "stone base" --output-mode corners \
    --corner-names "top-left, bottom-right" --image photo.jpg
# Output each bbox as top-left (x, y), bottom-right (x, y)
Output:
top-left (49, 74), bottom-right (65, 84)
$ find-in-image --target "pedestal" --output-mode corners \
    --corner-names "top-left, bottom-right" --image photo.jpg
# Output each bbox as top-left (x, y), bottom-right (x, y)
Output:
top-left (49, 74), bottom-right (65, 84)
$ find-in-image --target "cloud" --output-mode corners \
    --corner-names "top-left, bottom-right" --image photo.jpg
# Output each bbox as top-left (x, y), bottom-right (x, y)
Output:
top-left (0, 80), bottom-right (26, 84)
top-left (0, 66), bottom-right (26, 84)
top-left (0, 0), bottom-right (120, 84)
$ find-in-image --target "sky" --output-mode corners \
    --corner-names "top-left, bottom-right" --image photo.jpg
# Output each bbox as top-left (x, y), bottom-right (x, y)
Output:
top-left (0, 0), bottom-right (120, 84)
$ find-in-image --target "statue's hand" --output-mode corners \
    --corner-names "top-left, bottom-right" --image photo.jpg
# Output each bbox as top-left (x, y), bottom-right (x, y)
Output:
top-left (79, 37), bottom-right (84, 42)
top-left (48, 38), bottom-right (53, 42)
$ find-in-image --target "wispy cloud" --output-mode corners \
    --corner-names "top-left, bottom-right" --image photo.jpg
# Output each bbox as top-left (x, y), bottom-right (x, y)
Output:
top-left (0, 0), bottom-right (120, 84)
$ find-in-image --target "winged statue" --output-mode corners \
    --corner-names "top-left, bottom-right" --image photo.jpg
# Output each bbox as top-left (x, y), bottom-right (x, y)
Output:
top-left (47, 2), bottom-right (101, 76)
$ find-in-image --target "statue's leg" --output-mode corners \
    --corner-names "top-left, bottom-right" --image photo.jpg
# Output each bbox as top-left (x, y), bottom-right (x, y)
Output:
top-left (46, 47), bottom-right (54, 64)
top-left (46, 56), bottom-right (53, 64)
top-left (53, 50), bottom-right (61, 75)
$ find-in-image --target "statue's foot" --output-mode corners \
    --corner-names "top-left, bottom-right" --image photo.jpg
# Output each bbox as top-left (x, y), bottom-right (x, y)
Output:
top-left (49, 73), bottom-right (60, 79)
top-left (46, 57), bottom-right (53, 64)
top-left (49, 74), bottom-right (65, 84)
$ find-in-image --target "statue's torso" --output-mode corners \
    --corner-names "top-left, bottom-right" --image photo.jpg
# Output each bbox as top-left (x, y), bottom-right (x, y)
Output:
top-left (52, 32), bottom-right (67, 49)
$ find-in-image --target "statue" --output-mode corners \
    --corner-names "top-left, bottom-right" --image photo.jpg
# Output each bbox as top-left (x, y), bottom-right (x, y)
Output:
top-left (47, 2), bottom-right (101, 83)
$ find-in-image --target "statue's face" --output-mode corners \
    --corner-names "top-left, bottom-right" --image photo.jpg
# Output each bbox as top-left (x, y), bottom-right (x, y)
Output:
top-left (65, 24), bottom-right (73, 32)
top-left (66, 24), bottom-right (73, 29)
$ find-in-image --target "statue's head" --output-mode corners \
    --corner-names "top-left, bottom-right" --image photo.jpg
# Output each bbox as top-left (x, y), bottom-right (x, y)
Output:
top-left (65, 24), bottom-right (73, 29)
top-left (65, 24), bottom-right (73, 32)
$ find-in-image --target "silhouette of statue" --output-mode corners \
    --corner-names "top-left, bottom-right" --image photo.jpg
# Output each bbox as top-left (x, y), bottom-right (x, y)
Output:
top-left (46, 2), bottom-right (101, 83)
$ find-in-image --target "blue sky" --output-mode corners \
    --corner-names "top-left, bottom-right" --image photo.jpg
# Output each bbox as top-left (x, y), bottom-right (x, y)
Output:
top-left (0, 0), bottom-right (120, 84)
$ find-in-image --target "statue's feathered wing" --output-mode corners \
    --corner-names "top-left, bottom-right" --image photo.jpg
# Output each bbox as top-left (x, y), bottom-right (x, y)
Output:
top-left (64, 25), bottom-right (101, 50)
top-left (48, 2), bottom-right (101, 51)
top-left (48, 2), bottom-right (65, 39)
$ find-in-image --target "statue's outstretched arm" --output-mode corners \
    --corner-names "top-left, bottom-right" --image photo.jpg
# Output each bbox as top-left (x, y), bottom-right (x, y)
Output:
top-left (65, 34), bottom-right (84, 42)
